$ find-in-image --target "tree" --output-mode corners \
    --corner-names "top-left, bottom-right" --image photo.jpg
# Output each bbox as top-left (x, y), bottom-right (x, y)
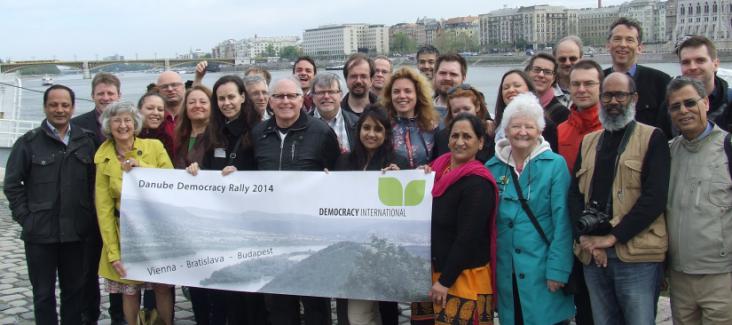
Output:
top-left (390, 32), bottom-right (417, 55)
top-left (434, 32), bottom-right (479, 53)
top-left (280, 46), bottom-right (301, 61)
top-left (264, 44), bottom-right (277, 57)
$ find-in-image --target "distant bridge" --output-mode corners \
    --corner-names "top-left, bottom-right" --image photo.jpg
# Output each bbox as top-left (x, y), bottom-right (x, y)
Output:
top-left (0, 58), bottom-right (236, 78)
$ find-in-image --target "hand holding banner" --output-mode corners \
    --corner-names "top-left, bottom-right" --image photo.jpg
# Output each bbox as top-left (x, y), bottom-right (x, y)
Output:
top-left (120, 168), bottom-right (434, 302)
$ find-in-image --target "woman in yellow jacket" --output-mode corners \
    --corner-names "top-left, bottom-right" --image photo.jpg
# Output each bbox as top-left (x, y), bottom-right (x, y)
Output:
top-left (95, 101), bottom-right (174, 325)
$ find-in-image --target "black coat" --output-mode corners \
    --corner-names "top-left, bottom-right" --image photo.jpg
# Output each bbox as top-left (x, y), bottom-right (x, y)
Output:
top-left (604, 65), bottom-right (671, 127)
top-left (431, 175), bottom-right (496, 287)
top-left (310, 108), bottom-right (359, 152)
top-left (3, 122), bottom-right (97, 243)
top-left (545, 96), bottom-right (570, 125)
top-left (71, 109), bottom-right (105, 148)
top-left (334, 150), bottom-right (409, 171)
top-left (202, 117), bottom-right (257, 171)
top-left (252, 113), bottom-right (341, 171)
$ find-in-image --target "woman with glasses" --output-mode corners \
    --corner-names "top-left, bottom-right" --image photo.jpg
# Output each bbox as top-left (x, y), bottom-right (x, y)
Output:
top-left (494, 70), bottom-right (559, 152)
top-left (432, 84), bottom-right (494, 163)
top-left (485, 93), bottom-right (574, 325)
top-left (525, 53), bottom-right (570, 126)
top-left (380, 67), bottom-right (439, 168)
top-left (94, 101), bottom-right (174, 325)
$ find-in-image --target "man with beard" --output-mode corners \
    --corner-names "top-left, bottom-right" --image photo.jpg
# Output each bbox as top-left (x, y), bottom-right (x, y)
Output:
top-left (569, 72), bottom-right (669, 325)
top-left (658, 35), bottom-right (732, 137)
top-left (432, 54), bottom-right (467, 126)
top-left (371, 55), bottom-right (392, 97)
top-left (341, 53), bottom-right (378, 116)
top-left (157, 70), bottom-right (185, 153)
top-left (603, 18), bottom-right (670, 127)
top-left (416, 45), bottom-right (439, 81)
top-left (553, 35), bottom-right (584, 107)
top-left (665, 77), bottom-right (732, 324)
top-left (294, 56), bottom-right (317, 113)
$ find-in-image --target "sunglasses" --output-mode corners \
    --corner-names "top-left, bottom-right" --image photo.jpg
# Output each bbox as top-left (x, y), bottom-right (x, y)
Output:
top-left (558, 56), bottom-right (579, 63)
top-left (668, 97), bottom-right (703, 112)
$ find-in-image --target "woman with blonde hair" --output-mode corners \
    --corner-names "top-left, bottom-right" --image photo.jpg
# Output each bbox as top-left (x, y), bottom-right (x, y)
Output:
top-left (380, 67), bottom-right (439, 168)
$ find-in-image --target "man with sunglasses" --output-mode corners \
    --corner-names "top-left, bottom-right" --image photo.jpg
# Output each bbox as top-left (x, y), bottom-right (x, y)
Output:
top-left (554, 35), bottom-right (584, 107)
top-left (658, 35), bottom-right (732, 138)
top-left (665, 76), bottom-right (732, 324)
top-left (569, 72), bottom-right (669, 325)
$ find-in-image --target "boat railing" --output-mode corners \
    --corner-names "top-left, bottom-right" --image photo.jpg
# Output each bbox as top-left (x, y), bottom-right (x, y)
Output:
top-left (0, 119), bottom-right (39, 148)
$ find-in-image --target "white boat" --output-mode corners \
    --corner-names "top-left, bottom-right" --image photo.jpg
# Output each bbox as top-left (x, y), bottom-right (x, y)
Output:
top-left (41, 75), bottom-right (54, 86)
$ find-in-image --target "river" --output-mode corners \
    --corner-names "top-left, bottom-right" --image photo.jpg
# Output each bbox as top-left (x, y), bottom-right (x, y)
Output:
top-left (12, 62), bottom-right (732, 122)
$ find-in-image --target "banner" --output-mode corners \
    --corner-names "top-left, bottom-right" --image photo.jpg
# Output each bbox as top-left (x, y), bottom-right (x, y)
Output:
top-left (120, 168), bottom-right (434, 302)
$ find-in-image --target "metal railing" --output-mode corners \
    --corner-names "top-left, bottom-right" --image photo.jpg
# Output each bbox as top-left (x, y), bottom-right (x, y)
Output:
top-left (0, 119), bottom-right (39, 148)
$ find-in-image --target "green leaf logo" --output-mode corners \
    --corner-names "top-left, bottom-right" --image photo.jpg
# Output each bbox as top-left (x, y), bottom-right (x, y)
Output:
top-left (378, 177), bottom-right (403, 206)
top-left (404, 180), bottom-right (426, 206)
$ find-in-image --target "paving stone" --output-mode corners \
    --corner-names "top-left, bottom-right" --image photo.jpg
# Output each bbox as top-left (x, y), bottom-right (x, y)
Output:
top-left (2, 306), bottom-right (29, 314)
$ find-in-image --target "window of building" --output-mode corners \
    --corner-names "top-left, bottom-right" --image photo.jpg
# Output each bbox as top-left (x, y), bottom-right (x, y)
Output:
top-left (681, 6), bottom-right (686, 15)
top-left (705, 3), bottom-right (709, 13)
top-left (697, 4), bottom-right (702, 14)
top-left (713, 2), bottom-right (718, 13)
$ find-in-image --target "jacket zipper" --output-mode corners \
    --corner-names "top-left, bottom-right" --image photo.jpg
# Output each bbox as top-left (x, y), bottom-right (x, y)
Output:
top-left (278, 135), bottom-right (285, 171)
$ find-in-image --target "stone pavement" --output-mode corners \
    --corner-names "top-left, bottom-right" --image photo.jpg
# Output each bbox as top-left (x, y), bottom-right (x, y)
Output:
top-left (0, 188), bottom-right (671, 324)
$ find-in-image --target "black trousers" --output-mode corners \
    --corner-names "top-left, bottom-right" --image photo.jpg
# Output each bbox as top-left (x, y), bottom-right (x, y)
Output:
top-left (81, 230), bottom-right (102, 323)
top-left (265, 294), bottom-right (332, 325)
top-left (25, 241), bottom-right (85, 325)
top-left (571, 257), bottom-right (595, 325)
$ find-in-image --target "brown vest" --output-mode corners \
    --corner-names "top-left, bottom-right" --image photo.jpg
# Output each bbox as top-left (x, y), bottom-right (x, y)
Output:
top-left (574, 122), bottom-right (667, 264)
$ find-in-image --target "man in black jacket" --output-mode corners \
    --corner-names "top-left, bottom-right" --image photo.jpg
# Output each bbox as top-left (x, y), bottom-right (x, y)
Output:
top-left (4, 85), bottom-right (96, 325)
top-left (71, 72), bottom-right (124, 325)
top-left (657, 35), bottom-right (732, 137)
top-left (603, 17), bottom-right (671, 127)
top-left (253, 77), bottom-right (340, 325)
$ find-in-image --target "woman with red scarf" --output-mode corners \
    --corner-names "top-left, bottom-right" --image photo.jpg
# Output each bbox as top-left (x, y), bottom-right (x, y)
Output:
top-left (428, 113), bottom-right (498, 325)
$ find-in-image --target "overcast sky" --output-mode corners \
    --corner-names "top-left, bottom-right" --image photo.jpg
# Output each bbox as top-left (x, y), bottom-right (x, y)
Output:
top-left (2, 0), bottom-right (628, 61)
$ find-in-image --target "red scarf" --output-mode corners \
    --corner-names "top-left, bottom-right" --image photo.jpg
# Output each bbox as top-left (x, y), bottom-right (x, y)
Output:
top-left (430, 153), bottom-right (499, 303)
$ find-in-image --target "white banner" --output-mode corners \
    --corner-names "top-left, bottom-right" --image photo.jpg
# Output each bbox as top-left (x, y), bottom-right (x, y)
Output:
top-left (120, 168), bottom-right (434, 302)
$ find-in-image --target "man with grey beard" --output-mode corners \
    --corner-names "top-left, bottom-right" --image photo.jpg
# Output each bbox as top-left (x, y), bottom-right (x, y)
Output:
top-left (568, 72), bottom-right (669, 324)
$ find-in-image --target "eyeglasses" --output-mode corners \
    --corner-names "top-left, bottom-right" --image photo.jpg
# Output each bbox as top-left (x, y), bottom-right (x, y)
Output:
top-left (158, 82), bottom-right (183, 90)
top-left (529, 66), bottom-right (555, 76)
top-left (600, 91), bottom-right (634, 103)
top-left (270, 93), bottom-right (302, 101)
top-left (558, 56), bottom-right (579, 63)
top-left (313, 89), bottom-right (341, 97)
top-left (668, 97), bottom-right (703, 112)
top-left (570, 80), bottom-right (600, 89)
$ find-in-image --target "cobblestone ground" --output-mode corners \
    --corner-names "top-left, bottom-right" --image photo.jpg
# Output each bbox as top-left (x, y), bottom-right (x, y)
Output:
top-left (0, 189), bottom-right (671, 325)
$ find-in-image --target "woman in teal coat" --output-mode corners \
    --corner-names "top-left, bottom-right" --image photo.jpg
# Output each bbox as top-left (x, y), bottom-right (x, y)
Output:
top-left (485, 93), bottom-right (574, 325)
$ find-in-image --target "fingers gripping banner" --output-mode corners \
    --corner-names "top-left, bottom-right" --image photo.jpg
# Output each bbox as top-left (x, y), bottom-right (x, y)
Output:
top-left (120, 169), bottom-right (434, 302)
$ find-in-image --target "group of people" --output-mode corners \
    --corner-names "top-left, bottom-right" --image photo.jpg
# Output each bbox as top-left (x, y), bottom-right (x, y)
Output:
top-left (4, 16), bottom-right (732, 325)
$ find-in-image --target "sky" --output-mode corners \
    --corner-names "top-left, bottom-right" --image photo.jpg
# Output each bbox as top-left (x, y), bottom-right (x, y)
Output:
top-left (2, 0), bottom-right (627, 61)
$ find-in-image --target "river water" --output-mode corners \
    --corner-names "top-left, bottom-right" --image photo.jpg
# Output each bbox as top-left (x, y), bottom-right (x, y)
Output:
top-left (13, 62), bottom-right (732, 122)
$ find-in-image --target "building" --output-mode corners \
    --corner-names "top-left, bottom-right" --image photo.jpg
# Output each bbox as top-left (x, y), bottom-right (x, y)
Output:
top-left (389, 23), bottom-right (427, 47)
top-left (577, 6), bottom-right (621, 46)
top-left (666, 0), bottom-right (678, 42)
top-left (673, 0), bottom-right (732, 48)
top-left (303, 24), bottom-right (389, 60)
top-left (479, 5), bottom-right (578, 51)
top-left (618, 0), bottom-right (667, 43)
top-left (212, 39), bottom-right (238, 60)
top-left (212, 36), bottom-right (299, 65)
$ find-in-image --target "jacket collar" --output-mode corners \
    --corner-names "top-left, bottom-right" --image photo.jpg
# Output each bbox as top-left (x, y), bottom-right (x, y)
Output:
top-left (262, 111), bottom-right (310, 134)
top-left (567, 102), bottom-right (602, 132)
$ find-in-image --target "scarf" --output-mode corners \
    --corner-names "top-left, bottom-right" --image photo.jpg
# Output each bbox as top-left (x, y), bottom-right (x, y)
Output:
top-left (430, 152), bottom-right (499, 302)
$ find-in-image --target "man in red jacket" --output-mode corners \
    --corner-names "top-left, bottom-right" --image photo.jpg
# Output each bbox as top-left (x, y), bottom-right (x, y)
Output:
top-left (558, 60), bottom-right (604, 171)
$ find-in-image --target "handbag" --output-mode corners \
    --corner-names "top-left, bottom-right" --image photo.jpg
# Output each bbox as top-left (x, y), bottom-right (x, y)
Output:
top-left (508, 166), bottom-right (579, 295)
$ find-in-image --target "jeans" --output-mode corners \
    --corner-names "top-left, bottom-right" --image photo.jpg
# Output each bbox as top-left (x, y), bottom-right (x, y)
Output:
top-left (583, 249), bottom-right (662, 325)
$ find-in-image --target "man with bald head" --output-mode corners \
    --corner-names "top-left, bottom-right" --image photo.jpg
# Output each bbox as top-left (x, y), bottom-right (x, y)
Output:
top-left (569, 72), bottom-right (669, 325)
top-left (554, 35), bottom-right (584, 107)
top-left (252, 77), bottom-right (340, 325)
top-left (156, 71), bottom-right (185, 154)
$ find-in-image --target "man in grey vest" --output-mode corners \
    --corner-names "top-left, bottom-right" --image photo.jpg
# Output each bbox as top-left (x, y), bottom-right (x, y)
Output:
top-left (665, 76), bottom-right (732, 324)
